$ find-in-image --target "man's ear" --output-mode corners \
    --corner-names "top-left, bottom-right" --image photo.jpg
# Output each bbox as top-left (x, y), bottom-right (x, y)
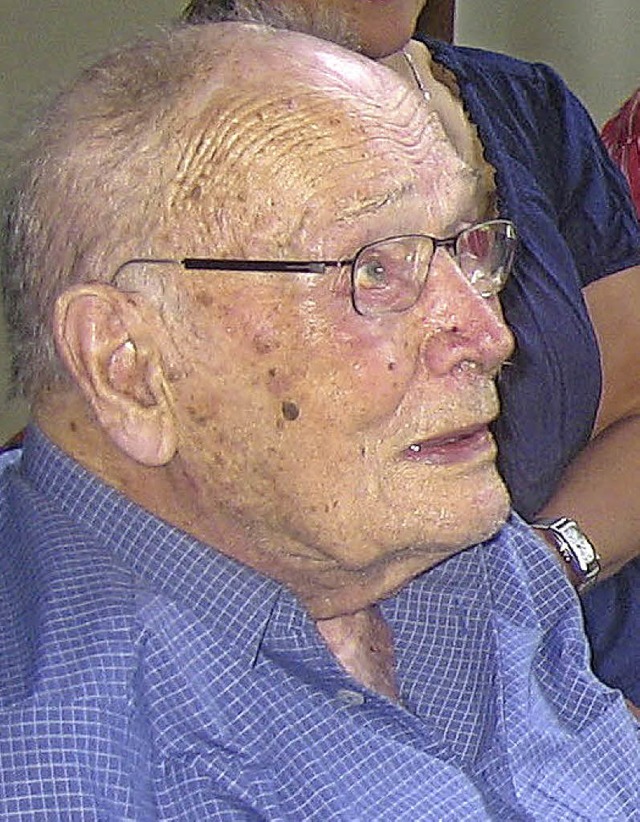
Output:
top-left (53, 282), bottom-right (178, 466)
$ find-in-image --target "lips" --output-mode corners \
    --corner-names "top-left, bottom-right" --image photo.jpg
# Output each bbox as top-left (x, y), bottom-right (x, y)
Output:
top-left (402, 424), bottom-right (495, 465)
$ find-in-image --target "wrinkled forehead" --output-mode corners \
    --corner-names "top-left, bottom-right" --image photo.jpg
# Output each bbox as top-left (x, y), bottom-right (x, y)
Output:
top-left (184, 31), bottom-right (418, 136)
top-left (173, 30), bottom-right (482, 255)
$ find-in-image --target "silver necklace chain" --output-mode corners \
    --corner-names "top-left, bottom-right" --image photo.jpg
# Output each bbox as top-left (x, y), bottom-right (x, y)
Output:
top-left (402, 47), bottom-right (431, 103)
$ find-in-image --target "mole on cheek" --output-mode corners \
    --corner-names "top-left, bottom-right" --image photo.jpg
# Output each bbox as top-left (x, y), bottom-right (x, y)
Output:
top-left (281, 400), bottom-right (300, 421)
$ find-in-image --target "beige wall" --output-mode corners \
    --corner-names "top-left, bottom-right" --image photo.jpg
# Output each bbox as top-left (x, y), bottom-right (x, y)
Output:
top-left (0, 1), bottom-right (181, 442)
top-left (457, 0), bottom-right (639, 127)
top-left (1, 0), bottom-right (638, 442)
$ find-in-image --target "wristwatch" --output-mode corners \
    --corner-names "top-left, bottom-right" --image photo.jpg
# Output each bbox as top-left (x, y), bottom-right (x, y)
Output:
top-left (532, 517), bottom-right (601, 593)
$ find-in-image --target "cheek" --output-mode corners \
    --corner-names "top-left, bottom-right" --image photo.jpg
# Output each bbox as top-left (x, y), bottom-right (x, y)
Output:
top-left (311, 311), bottom-right (420, 421)
top-left (182, 283), bottom-right (421, 431)
top-left (236, 324), bottom-right (415, 436)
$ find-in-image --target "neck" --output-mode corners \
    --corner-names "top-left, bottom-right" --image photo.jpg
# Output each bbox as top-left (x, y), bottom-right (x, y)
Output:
top-left (316, 604), bottom-right (400, 701)
top-left (380, 45), bottom-right (422, 89)
top-left (36, 391), bottom-right (413, 699)
top-left (381, 42), bottom-right (495, 221)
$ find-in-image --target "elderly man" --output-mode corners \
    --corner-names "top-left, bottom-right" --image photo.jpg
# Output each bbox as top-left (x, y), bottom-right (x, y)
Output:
top-left (0, 19), bottom-right (637, 821)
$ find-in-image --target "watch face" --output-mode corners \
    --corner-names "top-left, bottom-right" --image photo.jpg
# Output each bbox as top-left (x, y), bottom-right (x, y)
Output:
top-left (562, 522), bottom-right (596, 573)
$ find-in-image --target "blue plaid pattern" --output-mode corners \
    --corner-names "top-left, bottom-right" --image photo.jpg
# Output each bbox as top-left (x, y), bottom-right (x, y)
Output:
top-left (1, 428), bottom-right (638, 820)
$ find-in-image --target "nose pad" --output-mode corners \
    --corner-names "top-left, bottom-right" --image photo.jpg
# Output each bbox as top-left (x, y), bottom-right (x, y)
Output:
top-left (415, 248), bottom-right (514, 374)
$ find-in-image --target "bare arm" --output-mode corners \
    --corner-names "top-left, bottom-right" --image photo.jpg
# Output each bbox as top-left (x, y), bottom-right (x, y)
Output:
top-left (536, 264), bottom-right (640, 580)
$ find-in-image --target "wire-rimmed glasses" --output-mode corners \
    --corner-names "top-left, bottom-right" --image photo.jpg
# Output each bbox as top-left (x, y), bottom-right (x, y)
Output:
top-left (113, 218), bottom-right (517, 317)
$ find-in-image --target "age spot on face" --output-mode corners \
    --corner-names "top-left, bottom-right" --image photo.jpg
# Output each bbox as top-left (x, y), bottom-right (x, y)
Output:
top-left (195, 289), bottom-right (214, 308)
top-left (281, 400), bottom-right (300, 421)
top-left (253, 335), bottom-right (275, 355)
top-left (187, 404), bottom-right (213, 426)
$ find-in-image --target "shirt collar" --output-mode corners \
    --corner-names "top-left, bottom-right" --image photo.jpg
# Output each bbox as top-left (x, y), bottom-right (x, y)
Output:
top-left (21, 425), bottom-right (286, 668)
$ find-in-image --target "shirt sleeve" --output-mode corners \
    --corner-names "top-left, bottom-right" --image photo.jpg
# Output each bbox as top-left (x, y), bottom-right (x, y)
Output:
top-left (528, 62), bottom-right (640, 285)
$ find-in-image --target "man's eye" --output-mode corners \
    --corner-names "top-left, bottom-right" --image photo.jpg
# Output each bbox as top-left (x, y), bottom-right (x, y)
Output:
top-left (357, 260), bottom-right (390, 289)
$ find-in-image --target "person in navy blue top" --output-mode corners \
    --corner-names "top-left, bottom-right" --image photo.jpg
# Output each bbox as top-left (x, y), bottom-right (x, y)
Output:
top-left (1, 16), bottom-right (638, 819)
top-left (183, 0), bottom-right (640, 707)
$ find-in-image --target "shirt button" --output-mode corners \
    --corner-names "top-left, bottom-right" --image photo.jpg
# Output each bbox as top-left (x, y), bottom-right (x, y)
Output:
top-left (336, 688), bottom-right (365, 707)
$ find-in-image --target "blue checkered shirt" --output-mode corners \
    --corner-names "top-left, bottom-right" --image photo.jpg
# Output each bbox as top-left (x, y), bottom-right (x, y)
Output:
top-left (1, 428), bottom-right (638, 820)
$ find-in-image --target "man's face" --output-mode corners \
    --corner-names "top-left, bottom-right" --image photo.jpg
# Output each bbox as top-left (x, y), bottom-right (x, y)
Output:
top-left (161, 47), bottom-right (512, 613)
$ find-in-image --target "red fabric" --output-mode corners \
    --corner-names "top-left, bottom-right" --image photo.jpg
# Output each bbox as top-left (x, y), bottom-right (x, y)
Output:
top-left (1, 429), bottom-right (24, 452)
top-left (601, 89), bottom-right (640, 217)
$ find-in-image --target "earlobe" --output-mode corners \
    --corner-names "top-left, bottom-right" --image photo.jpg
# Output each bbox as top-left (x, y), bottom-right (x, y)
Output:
top-left (53, 283), bottom-right (178, 466)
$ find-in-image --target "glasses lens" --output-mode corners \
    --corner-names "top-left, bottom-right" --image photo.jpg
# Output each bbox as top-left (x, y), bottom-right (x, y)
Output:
top-left (353, 236), bottom-right (433, 316)
top-left (456, 220), bottom-right (517, 297)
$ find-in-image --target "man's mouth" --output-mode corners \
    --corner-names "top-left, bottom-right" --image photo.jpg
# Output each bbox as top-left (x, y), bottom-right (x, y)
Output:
top-left (402, 424), bottom-right (495, 465)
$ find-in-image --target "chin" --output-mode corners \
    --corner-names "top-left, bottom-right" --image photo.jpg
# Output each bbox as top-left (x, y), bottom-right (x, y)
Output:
top-left (464, 478), bottom-right (511, 545)
top-left (431, 471), bottom-right (512, 551)
top-left (359, 25), bottom-right (416, 59)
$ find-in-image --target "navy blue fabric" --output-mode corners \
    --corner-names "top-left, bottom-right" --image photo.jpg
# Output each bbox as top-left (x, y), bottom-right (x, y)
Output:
top-left (422, 38), bottom-right (640, 516)
top-left (582, 562), bottom-right (640, 704)
top-left (1, 428), bottom-right (638, 820)
top-left (422, 38), bottom-right (640, 703)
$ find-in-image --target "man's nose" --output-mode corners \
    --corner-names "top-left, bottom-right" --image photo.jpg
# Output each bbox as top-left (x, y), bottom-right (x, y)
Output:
top-left (414, 247), bottom-right (514, 375)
